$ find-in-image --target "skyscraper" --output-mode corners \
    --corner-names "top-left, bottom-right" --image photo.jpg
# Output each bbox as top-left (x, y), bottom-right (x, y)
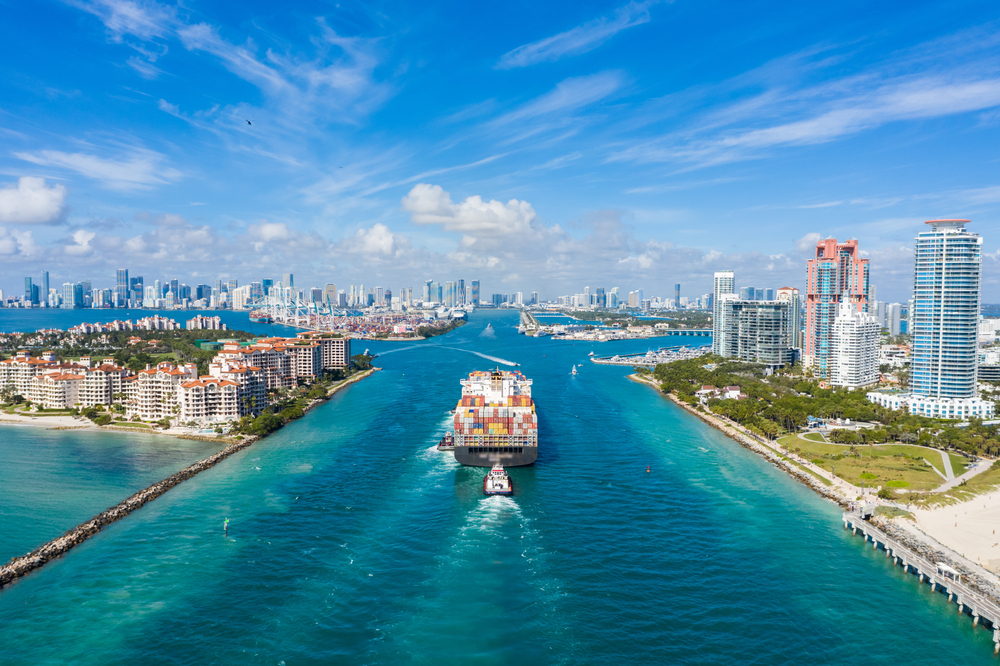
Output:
top-left (282, 273), bottom-right (294, 289)
top-left (776, 287), bottom-right (802, 349)
top-left (116, 268), bottom-right (129, 307)
top-left (712, 271), bottom-right (735, 355)
top-left (887, 303), bottom-right (901, 336)
top-left (830, 300), bottom-right (879, 388)
top-left (39, 271), bottom-right (49, 308)
top-left (471, 280), bottom-right (480, 305)
top-left (24, 277), bottom-right (34, 305)
top-left (868, 220), bottom-right (993, 420)
top-left (674, 284), bottom-right (680, 307)
top-left (910, 220), bottom-right (980, 400)
top-left (803, 238), bottom-right (869, 377)
top-left (458, 279), bottom-right (465, 305)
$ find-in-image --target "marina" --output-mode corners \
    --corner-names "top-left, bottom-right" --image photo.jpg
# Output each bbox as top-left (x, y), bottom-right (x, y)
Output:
top-left (590, 345), bottom-right (712, 367)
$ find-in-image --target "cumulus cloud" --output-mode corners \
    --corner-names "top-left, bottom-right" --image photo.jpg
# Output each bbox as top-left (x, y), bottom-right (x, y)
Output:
top-left (402, 184), bottom-right (537, 242)
top-left (339, 223), bottom-right (412, 257)
top-left (0, 177), bottom-right (68, 224)
top-left (65, 229), bottom-right (97, 255)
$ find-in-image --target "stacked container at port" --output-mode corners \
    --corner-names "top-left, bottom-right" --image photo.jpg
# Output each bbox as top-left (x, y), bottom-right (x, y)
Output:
top-left (453, 370), bottom-right (537, 450)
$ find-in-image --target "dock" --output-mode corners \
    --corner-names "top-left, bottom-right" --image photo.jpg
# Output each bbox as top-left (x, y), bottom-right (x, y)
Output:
top-left (590, 346), bottom-right (711, 367)
top-left (844, 511), bottom-right (1000, 652)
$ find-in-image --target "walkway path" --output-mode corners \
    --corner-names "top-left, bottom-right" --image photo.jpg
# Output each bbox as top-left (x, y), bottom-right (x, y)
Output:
top-left (935, 458), bottom-right (993, 493)
top-left (942, 450), bottom-right (956, 481)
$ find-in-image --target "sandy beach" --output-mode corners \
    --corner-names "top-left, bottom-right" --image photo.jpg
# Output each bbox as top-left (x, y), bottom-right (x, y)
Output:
top-left (912, 489), bottom-right (1000, 574)
top-left (0, 412), bottom-right (218, 439)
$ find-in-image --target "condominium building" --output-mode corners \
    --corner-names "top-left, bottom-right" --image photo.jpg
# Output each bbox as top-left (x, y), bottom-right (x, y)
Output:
top-left (830, 300), bottom-right (879, 388)
top-left (775, 287), bottom-right (802, 348)
top-left (716, 296), bottom-right (795, 368)
top-left (123, 362), bottom-right (198, 421)
top-left (295, 332), bottom-right (351, 370)
top-left (178, 378), bottom-right (240, 423)
top-left (712, 271), bottom-right (735, 355)
top-left (803, 238), bottom-right (869, 376)
top-left (868, 220), bottom-right (993, 419)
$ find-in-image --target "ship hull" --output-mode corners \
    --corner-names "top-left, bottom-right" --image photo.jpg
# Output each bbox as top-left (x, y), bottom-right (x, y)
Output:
top-left (454, 446), bottom-right (537, 467)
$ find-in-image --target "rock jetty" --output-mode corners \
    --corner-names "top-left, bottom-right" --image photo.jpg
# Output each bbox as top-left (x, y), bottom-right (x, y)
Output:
top-left (0, 433), bottom-right (259, 589)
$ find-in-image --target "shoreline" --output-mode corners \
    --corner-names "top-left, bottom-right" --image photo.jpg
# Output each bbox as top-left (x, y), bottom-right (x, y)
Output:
top-left (628, 372), bottom-right (1000, 606)
top-left (0, 367), bottom-right (378, 590)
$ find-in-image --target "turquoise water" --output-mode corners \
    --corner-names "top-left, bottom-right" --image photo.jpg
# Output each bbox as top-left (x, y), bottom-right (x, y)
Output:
top-left (0, 310), bottom-right (995, 663)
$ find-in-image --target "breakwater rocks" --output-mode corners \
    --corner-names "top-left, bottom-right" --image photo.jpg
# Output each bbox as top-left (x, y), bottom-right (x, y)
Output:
top-left (874, 517), bottom-right (1000, 605)
top-left (664, 391), bottom-right (845, 504)
top-left (0, 367), bottom-right (378, 590)
top-left (0, 433), bottom-right (260, 589)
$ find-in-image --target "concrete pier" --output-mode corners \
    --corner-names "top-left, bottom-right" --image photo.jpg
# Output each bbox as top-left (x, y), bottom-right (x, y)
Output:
top-left (844, 512), bottom-right (1000, 654)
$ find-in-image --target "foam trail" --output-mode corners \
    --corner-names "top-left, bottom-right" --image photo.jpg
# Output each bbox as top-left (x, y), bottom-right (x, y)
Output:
top-left (438, 346), bottom-right (517, 366)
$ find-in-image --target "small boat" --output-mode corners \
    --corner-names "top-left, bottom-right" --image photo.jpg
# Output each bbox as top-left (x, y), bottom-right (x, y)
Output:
top-left (437, 432), bottom-right (454, 450)
top-left (483, 464), bottom-right (513, 495)
top-left (571, 365), bottom-right (577, 375)
top-left (588, 351), bottom-right (595, 356)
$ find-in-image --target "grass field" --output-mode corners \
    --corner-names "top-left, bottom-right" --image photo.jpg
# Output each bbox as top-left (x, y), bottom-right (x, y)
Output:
top-left (801, 432), bottom-right (826, 442)
top-left (913, 466), bottom-right (1000, 507)
top-left (777, 434), bottom-right (947, 492)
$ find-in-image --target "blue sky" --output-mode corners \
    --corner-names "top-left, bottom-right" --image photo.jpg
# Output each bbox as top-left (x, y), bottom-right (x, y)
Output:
top-left (1, 0), bottom-right (998, 302)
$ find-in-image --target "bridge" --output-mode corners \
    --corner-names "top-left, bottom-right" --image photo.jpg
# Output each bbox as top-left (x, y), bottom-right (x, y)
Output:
top-left (844, 511), bottom-right (1000, 653)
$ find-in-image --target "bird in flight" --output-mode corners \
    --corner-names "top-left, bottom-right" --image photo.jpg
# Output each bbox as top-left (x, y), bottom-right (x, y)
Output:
top-left (246, 120), bottom-right (252, 125)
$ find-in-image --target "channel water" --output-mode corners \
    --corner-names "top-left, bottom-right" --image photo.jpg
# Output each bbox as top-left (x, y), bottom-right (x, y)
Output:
top-left (0, 309), bottom-right (994, 663)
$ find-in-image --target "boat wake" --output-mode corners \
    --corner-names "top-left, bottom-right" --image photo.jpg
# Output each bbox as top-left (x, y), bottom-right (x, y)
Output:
top-left (478, 327), bottom-right (496, 339)
top-left (438, 346), bottom-right (518, 367)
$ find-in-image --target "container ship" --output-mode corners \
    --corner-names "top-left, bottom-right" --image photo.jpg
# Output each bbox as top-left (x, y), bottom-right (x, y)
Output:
top-left (249, 310), bottom-right (273, 324)
top-left (452, 368), bottom-right (538, 467)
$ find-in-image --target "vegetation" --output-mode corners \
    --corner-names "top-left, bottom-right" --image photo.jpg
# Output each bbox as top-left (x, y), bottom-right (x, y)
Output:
top-left (417, 318), bottom-right (466, 338)
top-left (652, 355), bottom-right (1000, 457)
top-left (564, 309), bottom-right (713, 330)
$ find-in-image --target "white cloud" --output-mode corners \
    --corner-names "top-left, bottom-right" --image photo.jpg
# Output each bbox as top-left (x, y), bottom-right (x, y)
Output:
top-left (402, 184), bottom-right (537, 241)
top-left (494, 72), bottom-right (623, 126)
top-left (15, 148), bottom-right (181, 191)
top-left (0, 177), bottom-right (68, 224)
top-left (497, 2), bottom-right (652, 69)
top-left (65, 229), bottom-right (97, 255)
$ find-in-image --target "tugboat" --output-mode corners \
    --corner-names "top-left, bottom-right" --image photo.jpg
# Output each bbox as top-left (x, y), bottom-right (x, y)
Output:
top-left (437, 432), bottom-right (454, 451)
top-left (483, 464), bottom-right (513, 495)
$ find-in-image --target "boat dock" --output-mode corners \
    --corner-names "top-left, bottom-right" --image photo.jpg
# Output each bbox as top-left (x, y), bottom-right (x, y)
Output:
top-left (590, 346), bottom-right (711, 367)
top-left (844, 511), bottom-right (1000, 652)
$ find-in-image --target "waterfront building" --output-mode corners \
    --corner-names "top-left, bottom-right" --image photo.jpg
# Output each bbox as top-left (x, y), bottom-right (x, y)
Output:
top-left (471, 280), bottom-right (480, 305)
top-left (830, 299), bottom-right (880, 388)
top-left (910, 220), bottom-right (983, 400)
top-left (712, 271), bottom-right (735, 355)
top-left (178, 378), bottom-right (240, 423)
top-left (867, 220), bottom-right (993, 419)
top-left (717, 296), bottom-right (795, 369)
top-left (776, 287), bottom-right (802, 349)
top-left (803, 237), bottom-right (869, 377)
top-left (186, 315), bottom-right (227, 330)
top-left (123, 362), bottom-right (198, 421)
top-left (39, 271), bottom-right (49, 307)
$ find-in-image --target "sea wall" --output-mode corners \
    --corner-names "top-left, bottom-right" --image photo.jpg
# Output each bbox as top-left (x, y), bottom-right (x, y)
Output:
top-left (0, 367), bottom-right (378, 590)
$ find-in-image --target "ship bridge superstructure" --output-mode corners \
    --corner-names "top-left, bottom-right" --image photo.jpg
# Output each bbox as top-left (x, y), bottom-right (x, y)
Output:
top-left (460, 368), bottom-right (532, 403)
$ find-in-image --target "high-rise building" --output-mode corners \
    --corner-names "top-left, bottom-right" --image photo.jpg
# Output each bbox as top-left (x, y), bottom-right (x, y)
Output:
top-left (262, 278), bottom-right (274, 296)
top-left (712, 271), bottom-right (735, 355)
top-left (471, 280), bottom-right (480, 305)
top-left (115, 268), bottom-right (129, 307)
top-left (458, 279), bottom-right (465, 305)
top-left (39, 271), bottom-right (49, 308)
top-left (531, 291), bottom-right (539, 305)
top-left (887, 303), bottom-right (901, 336)
top-left (282, 273), bottom-right (294, 289)
top-left (868, 220), bottom-right (993, 419)
top-left (764, 288), bottom-right (775, 301)
top-left (830, 300), bottom-right (879, 388)
top-left (444, 281), bottom-right (456, 306)
top-left (24, 277), bottom-right (35, 305)
top-left (324, 283), bottom-right (337, 306)
top-left (739, 286), bottom-right (755, 300)
top-left (910, 220), bottom-right (980, 400)
top-left (717, 296), bottom-right (795, 368)
top-left (674, 284), bottom-right (680, 306)
top-left (776, 287), bottom-right (802, 349)
top-left (803, 238), bottom-right (869, 377)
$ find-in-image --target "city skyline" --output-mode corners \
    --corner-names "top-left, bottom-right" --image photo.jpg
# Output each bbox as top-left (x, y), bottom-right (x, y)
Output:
top-left (0, 2), bottom-right (999, 299)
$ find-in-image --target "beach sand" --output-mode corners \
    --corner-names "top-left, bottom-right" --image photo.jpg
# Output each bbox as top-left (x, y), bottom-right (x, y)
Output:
top-left (0, 413), bottom-right (97, 429)
top-left (912, 489), bottom-right (1000, 574)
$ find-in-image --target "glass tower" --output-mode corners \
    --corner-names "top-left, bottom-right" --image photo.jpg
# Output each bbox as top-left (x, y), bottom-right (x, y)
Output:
top-left (712, 270), bottom-right (735, 355)
top-left (910, 220), bottom-right (981, 398)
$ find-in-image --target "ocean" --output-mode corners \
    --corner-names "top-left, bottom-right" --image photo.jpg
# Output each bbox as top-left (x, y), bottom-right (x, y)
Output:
top-left (0, 309), bottom-right (994, 663)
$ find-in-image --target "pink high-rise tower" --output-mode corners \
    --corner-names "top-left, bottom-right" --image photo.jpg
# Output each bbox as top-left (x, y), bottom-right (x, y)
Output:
top-left (803, 238), bottom-right (869, 377)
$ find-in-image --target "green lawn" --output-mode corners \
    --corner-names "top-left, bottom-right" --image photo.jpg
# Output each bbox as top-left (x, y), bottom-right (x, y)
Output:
top-left (915, 466), bottom-right (1000, 508)
top-left (778, 435), bottom-right (947, 492)
top-left (949, 452), bottom-right (972, 476)
top-left (801, 432), bottom-right (826, 442)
